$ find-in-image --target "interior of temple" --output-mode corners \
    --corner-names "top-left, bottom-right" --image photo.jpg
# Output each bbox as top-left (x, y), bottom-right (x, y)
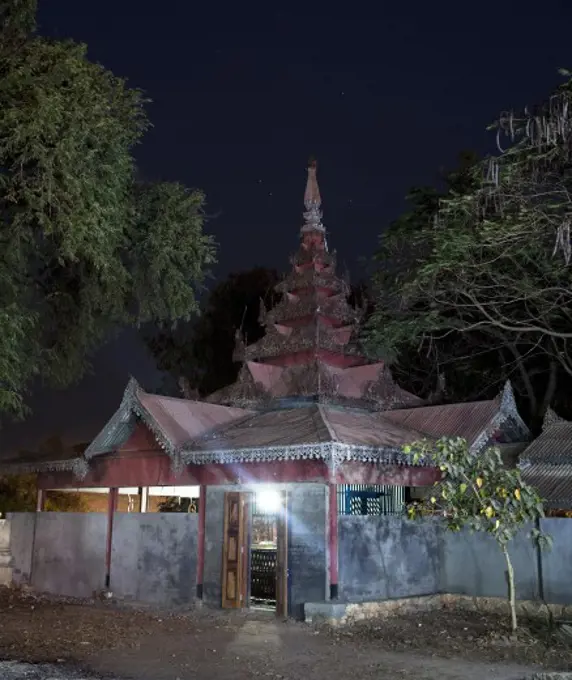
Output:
top-left (249, 488), bottom-right (281, 609)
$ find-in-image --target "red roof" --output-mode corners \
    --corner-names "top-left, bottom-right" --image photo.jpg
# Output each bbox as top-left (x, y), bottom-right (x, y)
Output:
top-left (382, 400), bottom-right (499, 445)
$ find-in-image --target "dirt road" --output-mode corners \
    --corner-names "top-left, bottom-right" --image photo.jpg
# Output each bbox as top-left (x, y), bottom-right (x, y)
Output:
top-left (1, 588), bottom-right (568, 680)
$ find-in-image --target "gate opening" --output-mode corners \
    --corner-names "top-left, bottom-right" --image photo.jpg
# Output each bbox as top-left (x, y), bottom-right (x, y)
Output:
top-left (250, 488), bottom-right (281, 609)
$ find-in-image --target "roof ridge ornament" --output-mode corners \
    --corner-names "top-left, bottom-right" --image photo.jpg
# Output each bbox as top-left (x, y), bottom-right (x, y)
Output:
top-left (302, 157), bottom-right (325, 235)
top-left (499, 379), bottom-right (516, 413)
top-left (543, 406), bottom-right (567, 430)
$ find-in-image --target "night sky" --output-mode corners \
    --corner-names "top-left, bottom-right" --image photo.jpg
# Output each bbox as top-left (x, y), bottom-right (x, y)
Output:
top-left (3, 0), bottom-right (572, 452)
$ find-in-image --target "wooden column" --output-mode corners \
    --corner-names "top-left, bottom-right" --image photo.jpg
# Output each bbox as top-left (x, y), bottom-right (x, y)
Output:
top-left (105, 487), bottom-right (118, 590)
top-left (328, 482), bottom-right (339, 600)
top-left (196, 484), bottom-right (206, 599)
top-left (35, 488), bottom-right (45, 512)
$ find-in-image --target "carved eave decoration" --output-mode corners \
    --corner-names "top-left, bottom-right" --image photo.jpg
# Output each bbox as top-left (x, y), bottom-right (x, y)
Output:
top-left (275, 269), bottom-right (350, 296)
top-left (242, 322), bottom-right (363, 362)
top-left (232, 329), bottom-right (247, 363)
top-left (181, 440), bottom-right (433, 468)
top-left (258, 298), bottom-right (267, 326)
top-left (542, 406), bottom-right (567, 430)
top-left (0, 456), bottom-right (90, 479)
top-left (363, 366), bottom-right (423, 411)
top-left (265, 291), bottom-right (361, 326)
top-left (282, 362), bottom-right (339, 397)
top-left (470, 380), bottom-right (531, 453)
top-left (290, 248), bottom-right (337, 270)
top-left (215, 364), bottom-right (271, 409)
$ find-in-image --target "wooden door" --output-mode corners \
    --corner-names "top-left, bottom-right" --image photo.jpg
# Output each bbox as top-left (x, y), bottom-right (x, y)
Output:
top-left (275, 490), bottom-right (289, 618)
top-left (222, 492), bottom-right (248, 609)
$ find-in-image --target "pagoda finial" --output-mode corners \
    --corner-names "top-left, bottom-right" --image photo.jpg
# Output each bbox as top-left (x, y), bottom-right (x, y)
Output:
top-left (302, 157), bottom-right (325, 234)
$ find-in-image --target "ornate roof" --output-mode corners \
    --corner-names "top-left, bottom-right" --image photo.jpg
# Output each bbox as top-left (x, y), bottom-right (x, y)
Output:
top-left (225, 160), bottom-right (420, 406)
top-left (302, 159), bottom-right (324, 234)
top-left (384, 381), bottom-right (529, 449)
top-left (520, 408), bottom-right (572, 467)
top-left (519, 409), bottom-right (572, 509)
top-left (1, 376), bottom-right (530, 477)
top-left (235, 320), bottom-right (364, 364)
top-left (207, 359), bottom-right (423, 410)
top-left (275, 268), bottom-right (350, 296)
top-left (0, 164), bottom-right (531, 481)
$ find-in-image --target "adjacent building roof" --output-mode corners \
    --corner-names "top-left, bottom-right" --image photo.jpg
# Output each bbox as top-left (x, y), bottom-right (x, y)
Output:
top-left (0, 442), bottom-right (89, 478)
top-left (519, 408), bottom-right (572, 509)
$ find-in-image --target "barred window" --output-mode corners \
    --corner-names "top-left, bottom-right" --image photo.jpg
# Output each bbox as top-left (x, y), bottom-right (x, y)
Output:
top-left (337, 485), bottom-right (407, 516)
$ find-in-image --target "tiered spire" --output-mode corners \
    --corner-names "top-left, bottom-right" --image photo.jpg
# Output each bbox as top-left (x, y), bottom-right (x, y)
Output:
top-left (302, 159), bottom-right (325, 234)
top-left (234, 158), bottom-right (364, 367)
top-left (215, 159), bottom-right (423, 410)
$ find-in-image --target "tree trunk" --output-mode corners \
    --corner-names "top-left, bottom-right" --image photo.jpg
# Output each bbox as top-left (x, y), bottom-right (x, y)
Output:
top-left (502, 545), bottom-right (517, 632)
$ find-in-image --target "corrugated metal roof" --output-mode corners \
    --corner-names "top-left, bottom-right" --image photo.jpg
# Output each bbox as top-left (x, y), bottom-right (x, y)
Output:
top-left (323, 407), bottom-right (427, 447)
top-left (518, 420), bottom-right (572, 507)
top-left (382, 400), bottom-right (499, 445)
top-left (520, 422), bottom-right (572, 465)
top-left (188, 404), bottom-right (426, 453)
top-left (139, 392), bottom-right (252, 448)
top-left (521, 463), bottom-right (572, 509)
top-left (189, 406), bottom-right (333, 451)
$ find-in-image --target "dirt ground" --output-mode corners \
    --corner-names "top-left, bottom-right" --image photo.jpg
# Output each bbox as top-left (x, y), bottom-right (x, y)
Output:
top-left (0, 587), bottom-right (571, 680)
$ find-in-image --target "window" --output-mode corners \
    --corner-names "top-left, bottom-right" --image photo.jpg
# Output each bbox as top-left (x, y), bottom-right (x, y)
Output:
top-left (337, 485), bottom-right (407, 516)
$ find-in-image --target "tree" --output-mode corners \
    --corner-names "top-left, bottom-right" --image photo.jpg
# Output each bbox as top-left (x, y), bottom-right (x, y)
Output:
top-left (147, 267), bottom-right (280, 397)
top-left (366, 78), bottom-right (572, 427)
top-left (407, 437), bottom-right (550, 632)
top-left (0, 475), bottom-right (87, 514)
top-left (0, 1), bottom-right (215, 420)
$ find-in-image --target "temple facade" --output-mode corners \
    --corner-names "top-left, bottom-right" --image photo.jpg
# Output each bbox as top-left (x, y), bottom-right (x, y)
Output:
top-left (3, 161), bottom-right (531, 616)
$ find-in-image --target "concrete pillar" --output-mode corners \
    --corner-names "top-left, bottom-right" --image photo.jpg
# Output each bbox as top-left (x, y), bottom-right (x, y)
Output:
top-left (328, 482), bottom-right (339, 600)
top-left (139, 487), bottom-right (149, 513)
top-left (0, 518), bottom-right (13, 586)
top-left (105, 488), bottom-right (118, 589)
top-left (196, 484), bottom-right (206, 599)
top-left (36, 489), bottom-right (45, 512)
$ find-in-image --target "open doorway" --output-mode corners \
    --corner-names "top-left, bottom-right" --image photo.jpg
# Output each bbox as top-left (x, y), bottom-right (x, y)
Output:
top-left (250, 488), bottom-right (281, 609)
top-left (221, 488), bottom-right (288, 615)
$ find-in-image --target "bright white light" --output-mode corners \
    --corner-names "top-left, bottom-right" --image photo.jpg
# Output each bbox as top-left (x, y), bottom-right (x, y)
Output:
top-left (257, 488), bottom-right (281, 514)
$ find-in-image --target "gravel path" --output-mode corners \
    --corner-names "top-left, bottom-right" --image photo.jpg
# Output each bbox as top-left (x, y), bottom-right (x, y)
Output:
top-left (0, 661), bottom-right (114, 679)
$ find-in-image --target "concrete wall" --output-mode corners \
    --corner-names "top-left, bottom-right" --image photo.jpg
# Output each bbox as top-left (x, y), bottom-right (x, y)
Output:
top-left (8, 511), bottom-right (199, 605)
top-left (441, 524), bottom-right (538, 600)
top-left (7, 513), bottom-right (36, 585)
top-left (31, 513), bottom-right (108, 598)
top-left (338, 516), bottom-right (441, 602)
top-left (338, 516), bottom-right (572, 606)
top-left (288, 484), bottom-right (328, 618)
top-left (203, 487), bottom-right (225, 606)
top-left (540, 518), bottom-right (572, 605)
top-left (110, 513), bottom-right (198, 606)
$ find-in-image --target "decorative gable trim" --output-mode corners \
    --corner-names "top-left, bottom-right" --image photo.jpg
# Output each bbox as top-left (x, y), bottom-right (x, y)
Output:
top-left (85, 377), bottom-right (177, 459)
top-left (470, 380), bottom-right (531, 453)
top-left (542, 407), bottom-right (567, 430)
